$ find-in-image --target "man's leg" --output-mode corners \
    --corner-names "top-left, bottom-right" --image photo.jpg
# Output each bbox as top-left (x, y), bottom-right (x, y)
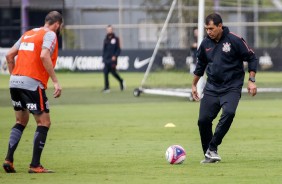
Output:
top-left (3, 110), bottom-right (29, 173)
top-left (209, 92), bottom-right (241, 151)
top-left (103, 64), bottom-right (110, 90)
top-left (109, 67), bottom-right (124, 90)
top-left (29, 112), bottom-right (53, 173)
top-left (198, 94), bottom-right (221, 155)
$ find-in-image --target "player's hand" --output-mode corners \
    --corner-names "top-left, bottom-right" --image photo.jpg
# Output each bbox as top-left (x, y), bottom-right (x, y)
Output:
top-left (247, 81), bottom-right (257, 96)
top-left (53, 82), bottom-right (62, 98)
top-left (111, 63), bottom-right (117, 69)
top-left (111, 56), bottom-right (116, 61)
top-left (191, 85), bottom-right (200, 101)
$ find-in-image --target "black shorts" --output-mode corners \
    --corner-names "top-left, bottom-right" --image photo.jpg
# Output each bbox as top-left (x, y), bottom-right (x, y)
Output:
top-left (10, 87), bottom-right (49, 114)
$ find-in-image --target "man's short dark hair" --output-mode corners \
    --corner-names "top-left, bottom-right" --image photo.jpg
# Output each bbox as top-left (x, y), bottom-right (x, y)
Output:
top-left (45, 11), bottom-right (63, 25)
top-left (205, 13), bottom-right (222, 26)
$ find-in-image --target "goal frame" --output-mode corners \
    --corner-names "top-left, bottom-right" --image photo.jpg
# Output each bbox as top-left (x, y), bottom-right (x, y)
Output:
top-left (133, 0), bottom-right (205, 101)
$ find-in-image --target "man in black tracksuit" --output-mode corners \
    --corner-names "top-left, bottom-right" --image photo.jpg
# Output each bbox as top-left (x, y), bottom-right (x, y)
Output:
top-left (192, 13), bottom-right (258, 163)
top-left (102, 25), bottom-right (124, 92)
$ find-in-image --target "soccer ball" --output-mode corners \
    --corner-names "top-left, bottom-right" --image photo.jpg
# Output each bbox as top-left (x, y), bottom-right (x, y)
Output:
top-left (165, 145), bottom-right (186, 164)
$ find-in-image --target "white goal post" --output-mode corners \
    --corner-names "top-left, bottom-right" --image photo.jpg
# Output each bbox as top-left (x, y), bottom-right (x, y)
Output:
top-left (140, 0), bottom-right (178, 88)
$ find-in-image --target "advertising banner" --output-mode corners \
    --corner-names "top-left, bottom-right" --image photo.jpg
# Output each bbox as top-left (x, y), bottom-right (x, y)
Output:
top-left (0, 48), bottom-right (281, 74)
top-left (56, 49), bottom-right (281, 72)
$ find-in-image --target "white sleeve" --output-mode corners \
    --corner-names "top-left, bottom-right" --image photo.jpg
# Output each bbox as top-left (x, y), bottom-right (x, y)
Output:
top-left (42, 31), bottom-right (57, 54)
top-left (14, 36), bottom-right (23, 50)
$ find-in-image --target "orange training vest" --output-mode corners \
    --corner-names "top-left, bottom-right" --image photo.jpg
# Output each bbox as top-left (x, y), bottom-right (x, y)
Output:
top-left (12, 27), bottom-right (58, 89)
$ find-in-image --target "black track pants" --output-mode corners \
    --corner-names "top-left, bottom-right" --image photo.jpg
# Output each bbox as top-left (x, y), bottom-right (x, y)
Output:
top-left (197, 91), bottom-right (241, 154)
top-left (103, 62), bottom-right (123, 89)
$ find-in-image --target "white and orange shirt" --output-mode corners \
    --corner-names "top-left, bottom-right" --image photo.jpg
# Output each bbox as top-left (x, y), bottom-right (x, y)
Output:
top-left (10, 27), bottom-right (58, 90)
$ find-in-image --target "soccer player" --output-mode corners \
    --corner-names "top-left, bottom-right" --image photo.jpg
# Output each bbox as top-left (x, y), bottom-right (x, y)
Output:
top-left (3, 11), bottom-right (63, 173)
top-left (191, 13), bottom-right (258, 163)
top-left (102, 25), bottom-right (125, 93)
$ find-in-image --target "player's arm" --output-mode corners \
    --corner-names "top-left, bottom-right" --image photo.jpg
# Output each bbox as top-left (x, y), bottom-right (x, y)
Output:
top-left (41, 31), bottom-right (62, 98)
top-left (5, 46), bottom-right (18, 74)
top-left (237, 38), bottom-right (257, 97)
top-left (112, 37), bottom-right (121, 61)
top-left (102, 39), bottom-right (106, 59)
top-left (238, 38), bottom-right (258, 72)
top-left (40, 48), bottom-right (62, 98)
top-left (191, 42), bottom-right (207, 101)
top-left (115, 37), bottom-right (121, 56)
top-left (191, 75), bottom-right (201, 101)
top-left (248, 71), bottom-right (257, 96)
top-left (6, 37), bottom-right (21, 74)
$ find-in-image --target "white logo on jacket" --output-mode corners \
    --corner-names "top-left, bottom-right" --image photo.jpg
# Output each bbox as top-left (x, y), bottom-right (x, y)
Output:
top-left (111, 38), bottom-right (116, 44)
top-left (222, 42), bottom-right (231, 52)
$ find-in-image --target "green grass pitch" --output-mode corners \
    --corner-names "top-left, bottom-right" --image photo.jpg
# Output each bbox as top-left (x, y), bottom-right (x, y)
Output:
top-left (0, 72), bottom-right (281, 183)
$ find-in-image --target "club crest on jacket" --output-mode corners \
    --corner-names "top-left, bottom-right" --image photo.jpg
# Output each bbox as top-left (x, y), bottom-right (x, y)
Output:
top-left (111, 38), bottom-right (116, 44)
top-left (222, 42), bottom-right (231, 52)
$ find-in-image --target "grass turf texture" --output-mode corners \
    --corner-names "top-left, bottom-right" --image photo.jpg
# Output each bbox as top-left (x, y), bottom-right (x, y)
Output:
top-left (0, 72), bottom-right (281, 183)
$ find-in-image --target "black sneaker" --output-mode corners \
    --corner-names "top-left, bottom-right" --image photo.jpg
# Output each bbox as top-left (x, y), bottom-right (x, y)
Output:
top-left (200, 156), bottom-right (218, 164)
top-left (205, 149), bottom-right (221, 161)
top-left (120, 80), bottom-right (126, 91)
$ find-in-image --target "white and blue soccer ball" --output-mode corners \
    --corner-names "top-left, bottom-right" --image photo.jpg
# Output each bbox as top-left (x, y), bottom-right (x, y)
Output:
top-left (165, 145), bottom-right (186, 164)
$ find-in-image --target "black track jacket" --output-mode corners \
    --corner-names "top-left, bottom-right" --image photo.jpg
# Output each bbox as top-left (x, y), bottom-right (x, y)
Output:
top-left (102, 33), bottom-right (121, 64)
top-left (194, 26), bottom-right (258, 95)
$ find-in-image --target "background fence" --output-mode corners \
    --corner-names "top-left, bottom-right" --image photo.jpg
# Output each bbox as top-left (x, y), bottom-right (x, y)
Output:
top-left (1, 0), bottom-right (282, 50)
top-left (62, 0), bottom-right (282, 50)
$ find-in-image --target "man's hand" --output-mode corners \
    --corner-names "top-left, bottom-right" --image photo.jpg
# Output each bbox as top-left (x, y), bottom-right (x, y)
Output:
top-left (191, 84), bottom-right (200, 101)
top-left (192, 75), bottom-right (201, 101)
top-left (53, 82), bottom-right (62, 98)
top-left (247, 81), bottom-right (257, 96)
